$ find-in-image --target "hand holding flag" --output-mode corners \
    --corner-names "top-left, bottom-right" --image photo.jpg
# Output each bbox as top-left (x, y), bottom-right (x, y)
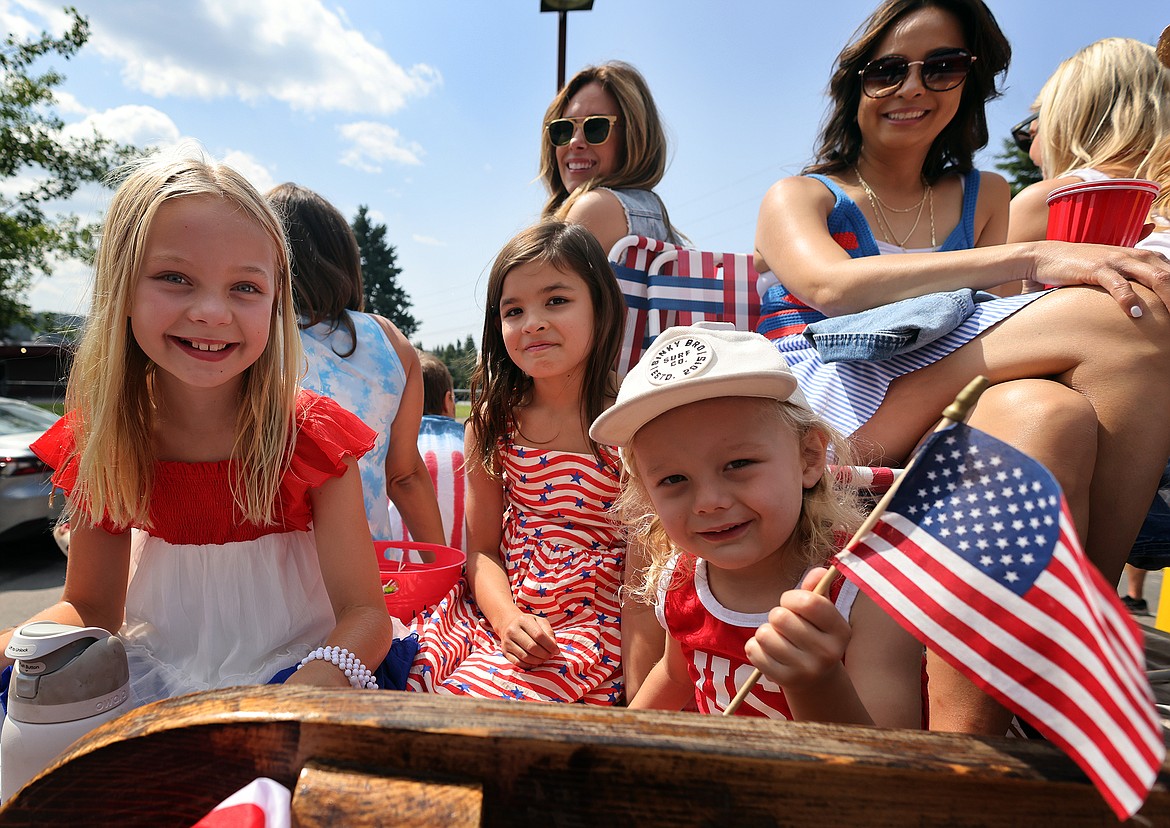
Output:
top-left (834, 417), bottom-right (1165, 820)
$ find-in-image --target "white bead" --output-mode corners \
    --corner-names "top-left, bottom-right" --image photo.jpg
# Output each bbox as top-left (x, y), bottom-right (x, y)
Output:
top-left (295, 643), bottom-right (377, 689)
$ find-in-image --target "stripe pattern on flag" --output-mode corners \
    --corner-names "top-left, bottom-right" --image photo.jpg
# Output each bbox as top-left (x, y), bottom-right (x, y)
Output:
top-left (833, 423), bottom-right (1164, 819)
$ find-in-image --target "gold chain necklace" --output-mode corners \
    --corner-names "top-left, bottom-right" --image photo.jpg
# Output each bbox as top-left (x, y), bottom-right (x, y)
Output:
top-left (856, 170), bottom-right (935, 249)
top-left (855, 169), bottom-right (928, 213)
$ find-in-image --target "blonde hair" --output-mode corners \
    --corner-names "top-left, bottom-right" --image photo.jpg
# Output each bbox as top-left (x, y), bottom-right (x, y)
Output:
top-left (618, 400), bottom-right (864, 606)
top-left (66, 146), bottom-right (301, 529)
top-left (1036, 37), bottom-right (1170, 218)
top-left (537, 61), bottom-right (680, 240)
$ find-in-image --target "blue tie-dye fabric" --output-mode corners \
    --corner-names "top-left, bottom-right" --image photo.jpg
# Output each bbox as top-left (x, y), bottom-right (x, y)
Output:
top-left (300, 311), bottom-right (405, 540)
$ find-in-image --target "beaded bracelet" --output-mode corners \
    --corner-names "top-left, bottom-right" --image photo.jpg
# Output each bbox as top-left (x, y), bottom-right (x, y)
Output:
top-left (297, 645), bottom-right (379, 690)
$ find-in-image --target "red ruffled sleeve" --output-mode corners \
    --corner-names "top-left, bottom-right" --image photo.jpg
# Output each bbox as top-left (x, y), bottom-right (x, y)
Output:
top-left (279, 390), bottom-right (377, 511)
top-left (30, 412), bottom-right (81, 497)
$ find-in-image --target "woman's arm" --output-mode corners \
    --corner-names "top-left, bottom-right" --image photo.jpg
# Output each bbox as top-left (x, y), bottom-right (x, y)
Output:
top-left (295, 458), bottom-right (393, 688)
top-left (375, 315), bottom-right (445, 548)
top-left (463, 421), bottom-right (559, 667)
top-left (974, 171), bottom-right (1010, 248)
top-left (755, 175), bottom-right (1170, 316)
top-left (840, 591), bottom-right (925, 730)
top-left (0, 521), bottom-right (131, 671)
top-left (626, 634), bottom-right (692, 710)
top-left (973, 172), bottom-right (1022, 296)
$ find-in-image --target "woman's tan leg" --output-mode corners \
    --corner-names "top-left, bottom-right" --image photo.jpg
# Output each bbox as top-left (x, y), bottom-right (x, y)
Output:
top-left (853, 286), bottom-right (1170, 735)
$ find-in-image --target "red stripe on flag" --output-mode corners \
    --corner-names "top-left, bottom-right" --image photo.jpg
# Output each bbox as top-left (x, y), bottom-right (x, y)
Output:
top-left (838, 515), bottom-right (1160, 817)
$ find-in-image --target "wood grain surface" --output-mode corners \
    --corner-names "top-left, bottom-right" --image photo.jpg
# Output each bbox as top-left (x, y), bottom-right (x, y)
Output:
top-left (0, 686), bottom-right (1165, 826)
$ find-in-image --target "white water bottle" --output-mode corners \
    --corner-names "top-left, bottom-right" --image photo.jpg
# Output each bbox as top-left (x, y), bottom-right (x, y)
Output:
top-left (1, 622), bottom-right (130, 801)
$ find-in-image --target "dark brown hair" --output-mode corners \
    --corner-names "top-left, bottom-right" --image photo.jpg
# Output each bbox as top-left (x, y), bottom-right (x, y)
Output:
top-left (469, 220), bottom-right (625, 476)
top-left (418, 349), bottom-right (454, 416)
top-left (266, 182), bottom-right (364, 356)
top-left (806, 0), bottom-right (1011, 182)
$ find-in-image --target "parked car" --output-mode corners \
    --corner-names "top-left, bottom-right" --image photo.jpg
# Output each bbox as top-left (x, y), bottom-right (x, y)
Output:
top-left (0, 396), bottom-right (62, 541)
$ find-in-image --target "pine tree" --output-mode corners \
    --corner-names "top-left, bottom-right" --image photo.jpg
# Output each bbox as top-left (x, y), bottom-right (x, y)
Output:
top-left (351, 205), bottom-right (418, 337)
top-left (992, 138), bottom-right (1043, 197)
top-left (423, 337), bottom-right (477, 390)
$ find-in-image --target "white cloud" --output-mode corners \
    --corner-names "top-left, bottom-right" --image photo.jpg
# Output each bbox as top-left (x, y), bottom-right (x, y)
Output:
top-left (219, 150), bottom-right (278, 194)
top-left (62, 105), bottom-right (182, 149)
top-left (25, 256), bottom-right (93, 317)
top-left (338, 122), bottom-right (423, 172)
top-left (411, 234), bottom-right (445, 247)
top-left (70, 0), bottom-right (441, 115)
top-left (52, 90), bottom-right (90, 117)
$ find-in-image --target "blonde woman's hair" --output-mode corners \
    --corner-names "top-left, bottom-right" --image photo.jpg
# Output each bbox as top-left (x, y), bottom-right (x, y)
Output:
top-left (1036, 37), bottom-right (1170, 218)
top-left (618, 399), bottom-right (864, 606)
top-left (66, 144), bottom-right (301, 529)
top-left (537, 61), bottom-right (680, 242)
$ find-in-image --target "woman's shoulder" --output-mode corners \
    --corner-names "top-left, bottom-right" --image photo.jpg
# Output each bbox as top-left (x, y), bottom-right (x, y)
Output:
top-left (562, 188), bottom-right (632, 255)
top-left (973, 169), bottom-right (1008, 196)
top-left (1007, 175), bottom-right (1080, 243)
top-left (761, 174), bottom-right (841, 212)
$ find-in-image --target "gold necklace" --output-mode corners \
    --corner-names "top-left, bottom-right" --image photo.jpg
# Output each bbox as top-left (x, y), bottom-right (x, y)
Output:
top-left (855, 169), bottom-right (928, 213)
top-left (856, 170), bottom-right (935, 249)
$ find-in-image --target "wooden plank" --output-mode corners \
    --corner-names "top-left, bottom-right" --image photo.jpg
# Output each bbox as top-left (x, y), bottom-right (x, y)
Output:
top-left (0, 686), bottom-right (1165, 826)
top-left (291, 761), bottom-right (482, 827)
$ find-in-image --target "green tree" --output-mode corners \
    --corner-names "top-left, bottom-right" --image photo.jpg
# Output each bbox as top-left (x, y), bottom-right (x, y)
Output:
top-left (351, 205), bottom-right (417, 337)
top-left (992, 137), bottom-right (1043, 197)
top-left (420, 336), bottom-right (476, 389)
top-left (0, 8), bottom-right (136, 330)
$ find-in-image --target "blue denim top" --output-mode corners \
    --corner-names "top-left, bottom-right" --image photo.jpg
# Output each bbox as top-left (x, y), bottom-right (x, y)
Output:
top-left (602, 187), bottom-right (678, 244)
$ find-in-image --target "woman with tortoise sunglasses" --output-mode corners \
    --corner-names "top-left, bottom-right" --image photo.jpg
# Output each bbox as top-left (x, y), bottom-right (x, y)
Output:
top-left (752, 0), bottom-right (1170, 738)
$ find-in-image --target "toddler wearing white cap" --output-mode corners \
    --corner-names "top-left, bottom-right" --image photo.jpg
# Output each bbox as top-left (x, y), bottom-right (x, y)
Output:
top-left (592, 322), bottom-right (924, 725)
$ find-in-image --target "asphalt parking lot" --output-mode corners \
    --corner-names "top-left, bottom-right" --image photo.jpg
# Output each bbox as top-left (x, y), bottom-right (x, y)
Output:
top-left (0, 529), bottom-right (65, 630)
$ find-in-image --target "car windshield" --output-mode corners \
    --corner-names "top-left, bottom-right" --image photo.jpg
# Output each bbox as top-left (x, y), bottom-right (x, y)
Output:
top-left (0, 398), bottom-right (60, 435)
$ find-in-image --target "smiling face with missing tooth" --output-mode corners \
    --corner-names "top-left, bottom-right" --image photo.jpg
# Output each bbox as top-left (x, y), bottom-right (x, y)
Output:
top-left (129, 194), bottom-right (277, 398)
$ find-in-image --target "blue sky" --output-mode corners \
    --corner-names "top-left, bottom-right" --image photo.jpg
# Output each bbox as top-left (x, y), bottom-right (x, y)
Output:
top-left (5, 0), bottom-right (1167, 350)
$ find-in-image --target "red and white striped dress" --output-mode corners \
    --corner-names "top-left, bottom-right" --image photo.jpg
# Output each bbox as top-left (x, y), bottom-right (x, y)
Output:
top-left (406, 436), bottom-right (625, 704)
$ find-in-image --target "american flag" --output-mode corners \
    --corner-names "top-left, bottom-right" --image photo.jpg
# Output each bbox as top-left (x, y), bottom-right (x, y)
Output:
top-left (834, 422), bottom-right (1164, 820)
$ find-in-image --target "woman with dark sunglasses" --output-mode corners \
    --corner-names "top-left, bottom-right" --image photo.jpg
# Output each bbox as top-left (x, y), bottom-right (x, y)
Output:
top-left (538, 61), bottom-right (683, 256)
top-left (752, 0), bottom-right (1170, 737)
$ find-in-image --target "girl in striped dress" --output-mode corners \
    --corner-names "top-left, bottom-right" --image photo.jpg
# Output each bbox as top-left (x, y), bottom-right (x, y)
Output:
top-left (407, 221), bottom-right (632, 704)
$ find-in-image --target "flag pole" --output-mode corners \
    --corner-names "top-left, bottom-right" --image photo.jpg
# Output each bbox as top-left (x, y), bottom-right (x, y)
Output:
top-left (722, 375), bottom-right (990, 717)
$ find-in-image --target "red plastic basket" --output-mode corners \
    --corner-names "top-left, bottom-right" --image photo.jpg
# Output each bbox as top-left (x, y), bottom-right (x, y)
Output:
top-left (373, 541), bottom-right (465, 621)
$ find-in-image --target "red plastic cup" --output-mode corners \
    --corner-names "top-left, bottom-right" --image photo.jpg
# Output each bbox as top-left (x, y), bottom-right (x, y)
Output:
top-left (1045, 178), bottom-right (1160, 247)
top-left (373, 541), bottom-right (465, 621)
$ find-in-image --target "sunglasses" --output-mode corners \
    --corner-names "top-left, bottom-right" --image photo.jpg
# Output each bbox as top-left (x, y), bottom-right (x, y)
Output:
top-left (1011, 112), bottom-right (1038, 154)
top-left (546, 114), bottom-right (619, 147)
top-left (858, 49), bottom-right (977, 98)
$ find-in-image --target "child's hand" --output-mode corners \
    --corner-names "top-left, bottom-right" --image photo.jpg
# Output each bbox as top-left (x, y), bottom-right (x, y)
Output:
top-left (744, 567), bottom-right (851, 691)
top-left (499, 612), bottom-right (561, 669)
